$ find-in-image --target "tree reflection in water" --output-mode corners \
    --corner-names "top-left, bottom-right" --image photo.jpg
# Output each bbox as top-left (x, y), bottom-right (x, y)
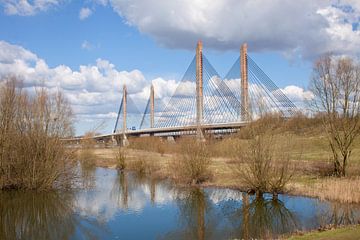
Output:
top-left (79, 160), bottom-right (96, 189)
top-left (161, 188), bottom-right (299, 240)
top-left (222, 194), bottom-right (299, 239)
top-left (110, 170), bottom-right (160, 211)
top-left (0, 190), bottom-right (105, 240)
top-left (111, 170), bottom-right (129, 209)
top-left (160, 187), bottom-right (216, 240)
top-left (248, 196), bottom-right (298, 238)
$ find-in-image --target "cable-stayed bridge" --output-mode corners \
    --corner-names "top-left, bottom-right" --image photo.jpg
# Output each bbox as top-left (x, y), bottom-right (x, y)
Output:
top-left (74, 41), bottom-right (297, 145)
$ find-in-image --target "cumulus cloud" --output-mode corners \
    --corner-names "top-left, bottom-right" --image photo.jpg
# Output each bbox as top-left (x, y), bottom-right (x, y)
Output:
top-left (79, 7), bottom-right (92, 20)
top-left (281, 85), bottom-right (314, 103)
top-left (4, 1), bottom-right (360, 59)
top-left (0, 40), bottom-right (153, 133)
top-left (2, 0), bottom-right (63, 16)
top-left (108, 0), bottom-right (360, 59)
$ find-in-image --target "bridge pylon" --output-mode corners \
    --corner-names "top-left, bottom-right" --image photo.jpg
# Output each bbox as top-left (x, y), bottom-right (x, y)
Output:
top-left (196, 40), bottom-right (205, 141)
top-left (150, 84), bottom-right (155, 128)
top-left (122, 85), bottom-right (129, 146)
top-left (241, 43), bottom-right (250, 121)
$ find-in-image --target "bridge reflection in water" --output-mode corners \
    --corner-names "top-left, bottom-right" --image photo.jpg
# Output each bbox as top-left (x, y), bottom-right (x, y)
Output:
top-left (1, 167), bottom-right (360, 240)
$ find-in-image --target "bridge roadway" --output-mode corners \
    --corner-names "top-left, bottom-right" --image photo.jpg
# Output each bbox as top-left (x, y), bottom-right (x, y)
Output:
top-left (65, 121), bottom-right (249, 142)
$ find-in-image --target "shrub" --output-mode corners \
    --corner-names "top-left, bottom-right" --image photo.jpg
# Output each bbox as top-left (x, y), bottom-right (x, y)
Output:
top-left (0, 78), bottom-right (75, 190)
top-left (174, 139), bottom-right (211, 185)
top-left (233, 115), bottom-right (294, 197)
top-left (131, 159), bottom-right (147, 175)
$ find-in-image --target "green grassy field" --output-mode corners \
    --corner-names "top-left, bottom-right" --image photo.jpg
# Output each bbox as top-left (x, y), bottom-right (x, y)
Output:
top-left (287, 225), bottom-right (360, 240)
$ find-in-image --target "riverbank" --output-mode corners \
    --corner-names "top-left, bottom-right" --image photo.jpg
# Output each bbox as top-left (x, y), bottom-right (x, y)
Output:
top-left (287, 225), bottom-right (360, 240)
top-left (83, 143), bottom-right (360, 204)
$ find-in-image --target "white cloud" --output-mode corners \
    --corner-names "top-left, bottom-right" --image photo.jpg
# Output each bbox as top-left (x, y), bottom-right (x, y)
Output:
top-left (4, 1), bottom-right (360, 59)
top-left (3, 1), bottom-right (360, 60)
top-left (0, 40), bottom-right (149, 134)
top-left (2, 0), bottom-right (62, 16)
top-left (81, 40), bottom-right (93, 50)
top-left (79, 7), bottom-right (92, 20)
top-left (281, 85), bottom-right (314, 103)
top-left (108, 0), bottom-right (360, 59)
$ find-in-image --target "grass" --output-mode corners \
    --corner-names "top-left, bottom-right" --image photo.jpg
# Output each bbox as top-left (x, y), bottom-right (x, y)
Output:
top-left (287, 225), bottom-right (360, 240)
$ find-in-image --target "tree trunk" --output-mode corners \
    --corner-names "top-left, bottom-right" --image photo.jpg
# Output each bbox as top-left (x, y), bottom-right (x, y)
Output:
top-left (341, 151), bottom-right (350, 177)
top-left (331, 146), bottom-right (341, 176)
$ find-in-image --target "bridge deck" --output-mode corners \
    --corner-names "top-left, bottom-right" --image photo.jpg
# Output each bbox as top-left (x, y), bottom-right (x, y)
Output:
top-left (64, 121), bottom-right (249, 141)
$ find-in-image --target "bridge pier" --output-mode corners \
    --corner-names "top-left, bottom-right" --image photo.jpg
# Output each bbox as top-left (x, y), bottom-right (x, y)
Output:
top-left (122, 135), bottom-right (129, 147)
top-left (111, 135), bottom-right (118, 146)
top-left (167, 136), bottom-right (176, 143)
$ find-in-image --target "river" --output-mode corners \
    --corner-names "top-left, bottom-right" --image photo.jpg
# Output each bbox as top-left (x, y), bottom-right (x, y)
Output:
top-left (1, 167), bottom-right (360, 239)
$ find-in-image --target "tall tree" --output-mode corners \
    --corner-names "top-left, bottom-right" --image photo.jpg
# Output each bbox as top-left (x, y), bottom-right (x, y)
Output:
top-left (310, 54), bottom-right (360, 176)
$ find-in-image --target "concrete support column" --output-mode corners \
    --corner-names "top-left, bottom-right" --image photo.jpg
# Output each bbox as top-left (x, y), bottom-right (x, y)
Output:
top-left (122, 85), bottom-right (129, 146)
top-left (111, 135), bottom-right (118, 146)
top-left (241, 43), bottom-right (249, 121)
top-left (196, 41), bottom-right (205, 140)
top-left (150, 84), bottom-right (155, 128)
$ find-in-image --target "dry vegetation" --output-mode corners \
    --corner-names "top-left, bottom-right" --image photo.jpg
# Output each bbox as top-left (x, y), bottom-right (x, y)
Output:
top-left (232, 115), bottom-right (295, 198)
top-left (0, 78), bottom-right (75, 190)
top-left (86, 112), bottom-right (360, 203)
top-left (129, 137), bottom-right (168, 155)
top-left (78, 132), bottom-right (97, 169)
top-left (290, 177), bottom-right (360, 204)
top-left (171, 139), bottom-right (211, 185)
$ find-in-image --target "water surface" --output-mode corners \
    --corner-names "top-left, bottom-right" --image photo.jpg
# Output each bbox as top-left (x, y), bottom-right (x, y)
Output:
top-left (1, 167), bottom-right (360, 239)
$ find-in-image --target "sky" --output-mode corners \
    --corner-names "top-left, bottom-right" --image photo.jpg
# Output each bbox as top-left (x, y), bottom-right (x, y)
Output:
top-left (0, 0), bottom-right (360, 135)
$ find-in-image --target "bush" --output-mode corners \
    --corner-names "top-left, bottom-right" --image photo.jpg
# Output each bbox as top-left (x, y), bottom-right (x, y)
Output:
top-left (0, 78), bottom-right (75, 190)
top-left (233, 115), bottom-right (294, 197)
top-left (173, 139), bottom-right (211, 185)
top-left (131, 159), bottom-right (147, 175)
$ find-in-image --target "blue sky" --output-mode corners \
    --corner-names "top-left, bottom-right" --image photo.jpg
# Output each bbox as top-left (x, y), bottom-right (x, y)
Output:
top-left (0, 1), bottom-right (311, 82)
top-left (0, 0), bottom-right (359, 135)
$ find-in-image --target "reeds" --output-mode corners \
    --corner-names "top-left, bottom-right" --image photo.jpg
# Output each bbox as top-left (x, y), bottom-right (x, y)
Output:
top-left (291, 177), bottom-right (360, 204)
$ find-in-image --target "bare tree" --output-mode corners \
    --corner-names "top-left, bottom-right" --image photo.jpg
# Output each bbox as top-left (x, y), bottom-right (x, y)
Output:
top-left (310, 54), bottom-right (360, 176)
top-left (233, 114), bottom-right (294, 198)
